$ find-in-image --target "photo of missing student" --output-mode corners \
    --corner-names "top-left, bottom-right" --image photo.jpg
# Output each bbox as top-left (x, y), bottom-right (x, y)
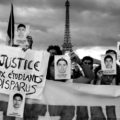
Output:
top-left (117, 42), bottom-right (120, 60)
top-left (7, 91), bottom-right (26, 118)
top-left (14, 23), bottom-right (30, 46)
top-left (55, 55), bottom-right (71, 80)
top-left (101, 54), bottom-right (116, 75)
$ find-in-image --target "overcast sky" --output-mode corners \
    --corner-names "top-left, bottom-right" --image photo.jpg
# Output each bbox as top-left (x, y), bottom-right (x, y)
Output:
top-left (0, 0), bottom-right (120, 59)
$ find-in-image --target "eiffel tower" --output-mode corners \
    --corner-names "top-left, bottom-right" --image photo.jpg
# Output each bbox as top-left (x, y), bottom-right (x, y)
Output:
top-left (62, 0), bottom-right (73, 54)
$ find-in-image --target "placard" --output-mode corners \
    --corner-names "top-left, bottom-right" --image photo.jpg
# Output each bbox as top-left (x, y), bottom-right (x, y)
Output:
top-left (55, 55), bottom-right (71, 80)
top-left (7, 91), bottom-right (25, 118)
top-left (14, 24), bottom-right (30, 46)
top-left (101, 54), bottom-right (116, 75)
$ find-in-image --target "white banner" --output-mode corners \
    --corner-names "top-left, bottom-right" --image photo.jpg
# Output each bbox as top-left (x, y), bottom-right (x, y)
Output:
top-left (0, 81), bottom-right (120, 119)
top-left (0, 46), bottom-right (49, 99)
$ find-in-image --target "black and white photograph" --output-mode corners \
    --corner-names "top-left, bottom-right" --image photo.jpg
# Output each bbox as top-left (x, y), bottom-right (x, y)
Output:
top-left (0, 0), bottom-right (120, 119)
top-left (14, 24), bottom-right (30, 46)
top-left (101, 54), bottom-right (116, 75)
top-left (7, 91), bottom-right (26, 118)
top-left (117, 42), bottom-right (120, 60)
top-left (55, 55), bottom-right (71, 80)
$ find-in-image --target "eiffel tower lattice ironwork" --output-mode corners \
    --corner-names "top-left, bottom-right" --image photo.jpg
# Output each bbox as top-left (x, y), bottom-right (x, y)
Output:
top-left (62, 0), bottom-right (73, 54)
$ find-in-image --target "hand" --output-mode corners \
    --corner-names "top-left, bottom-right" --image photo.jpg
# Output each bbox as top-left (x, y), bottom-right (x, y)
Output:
top-left (21, 45), bottom-right (29, 52)
top-left (69, 52), bottom-right (81, 65)
top-left (97, 70), bottom-right (103, 80)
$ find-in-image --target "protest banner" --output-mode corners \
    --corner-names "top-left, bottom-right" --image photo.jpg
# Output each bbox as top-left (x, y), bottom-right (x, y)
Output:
top-left (0, 45), bottom-right (49, 99)
top-left (0, 81), bottom-right (120, 119)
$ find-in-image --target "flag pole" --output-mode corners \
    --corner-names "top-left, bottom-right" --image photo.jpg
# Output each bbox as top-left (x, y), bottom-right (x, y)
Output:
top-left (11, 4), bottom-right (12, 46)
top-left (7, 0), bottom-right (14, 46)
top-left (10, 0), bottom-right (13, 46)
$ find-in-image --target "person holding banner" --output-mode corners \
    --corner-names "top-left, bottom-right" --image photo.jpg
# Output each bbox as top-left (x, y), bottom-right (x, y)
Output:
top-left (69, 52), bottom-right (95, 82)
top-left (26, 35), bottom-right (33, 49)
top-left (46, 55), bottom-right (92, 83)
top-left (105, 49), bottom-right (120, 85)
top-left (72, 56), bottom-right (95, 83)
top-left (94, 65), bottom-right (116, 85)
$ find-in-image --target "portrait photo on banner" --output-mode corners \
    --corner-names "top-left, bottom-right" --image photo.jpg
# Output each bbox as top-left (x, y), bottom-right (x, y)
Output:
top-left (101, 54), bottom-right (116, 75)
top-left (14, 23), bottom-right (30, 46)
top-left (7, 91), bottom-right (26, 118)
top-left (55, 55), bottom-right (71, 80)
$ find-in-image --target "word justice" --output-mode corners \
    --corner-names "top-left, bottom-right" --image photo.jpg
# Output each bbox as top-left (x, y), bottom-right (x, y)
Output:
top-left (0, 54), bottom-right (40, 71)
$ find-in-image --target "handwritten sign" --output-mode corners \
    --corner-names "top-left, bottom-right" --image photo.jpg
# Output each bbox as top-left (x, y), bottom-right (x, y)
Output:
top-left (0, 46), bottom-right (50, 99)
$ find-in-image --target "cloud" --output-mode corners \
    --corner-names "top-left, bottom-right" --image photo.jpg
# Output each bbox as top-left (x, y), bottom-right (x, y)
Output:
top-left (71, 0), bottom-right (120, 15)
top-left (75, 46), bottom-right (116, 60)
top-left (0, 0), bottom-right (10, 5)
top-left (0, 0), bottom-right (120, 54)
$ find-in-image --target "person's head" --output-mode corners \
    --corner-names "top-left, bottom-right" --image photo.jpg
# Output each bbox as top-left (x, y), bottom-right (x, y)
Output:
top-left (71, 62), bottom-right (83, 79)
top-left (94, 65), bottom-right (116, 85)
top-left (47, 45), bottom-right (62, 56)
top-left (57, 58), bottom-right (68, 73)
top-left (46, 56), bottom-right (55, 80)
top-left (104, 55), bottom-right (113, 69)
top-left (82, 56), bottom-right (93, 69)
top-left (13, 93), bottom-right (23, 109)
top-left (105, 49), bottom-right (117, 59)
top-left (17, 24), bottom-right (26, 38)
top-left (26, 35), bottom-right (33, 49)
top-left (101, 75), bottom-right (115, 85)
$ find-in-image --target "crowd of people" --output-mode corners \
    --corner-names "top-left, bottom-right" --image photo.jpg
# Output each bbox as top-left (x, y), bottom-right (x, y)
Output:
top-left (7, 23), bottom-right (120, 85)
top-left (11, 38), bottom-right (120, 85)
top-left (46, 45), bottom-right (120, 85)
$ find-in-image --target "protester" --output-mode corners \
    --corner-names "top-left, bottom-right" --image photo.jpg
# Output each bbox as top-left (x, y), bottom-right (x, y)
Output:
top-left (47, 45), bottom-right (62, 56)
top-left (46, 56), bottom-right (55, 80)
top-left (69, 53), bottom-right (95, 83)
top-left (93, 65), bottom-right (116, 85)
top-left (71, 61), bottom-right (83, 79)
top-left (26, 35), bottom-right (33, 49)
top-left (105, 49), bottom-right (120, 85)
top-left (68, 52), bottom-right (84, 79)
top-left (72, 56), bottom-right (95, 83)
top-left (106, 49), bottom-right (117, 59)
top-left (46, 56), bottom-right (68, 82)
top-left (46, 55), bottom-right (92, 83)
